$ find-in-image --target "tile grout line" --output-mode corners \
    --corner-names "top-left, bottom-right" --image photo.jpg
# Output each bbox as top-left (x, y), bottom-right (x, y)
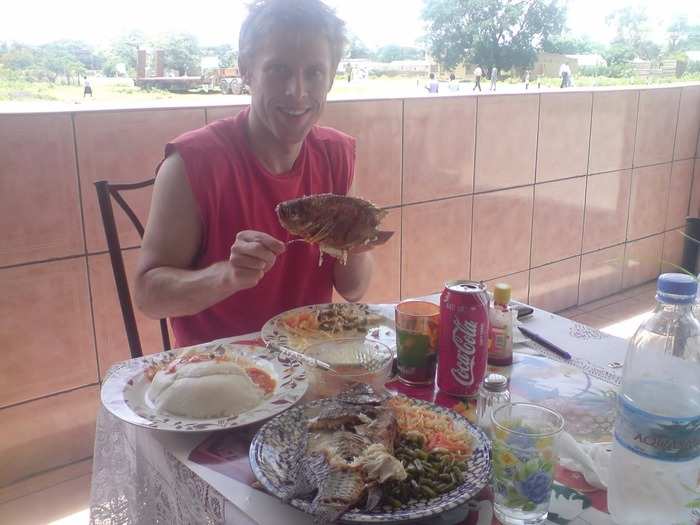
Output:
top-left (398, 99), bottom-right (405, 300)
top-left (0, 245), bottom-right (141, 271)
top-left (71, 114), bottom-right (102, 383)
top-left (0, 382), bottom-right (100, 411)
top-left (468, 96), bottom-right (478, 282)
top-left (576, 92), bottom-right (596, 306)
top-left (622, 90), bottom-right (642, 287)
top-left (526, 94), bottom-right (542, 304)
top-left (0, 457), bottom-right (94, 505)
top-left (661, 90), bottom-right (684, 236)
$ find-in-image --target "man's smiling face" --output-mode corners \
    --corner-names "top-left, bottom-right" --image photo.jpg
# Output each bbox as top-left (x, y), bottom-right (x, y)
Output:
top-left (243, 29), bottom-right (334, 147)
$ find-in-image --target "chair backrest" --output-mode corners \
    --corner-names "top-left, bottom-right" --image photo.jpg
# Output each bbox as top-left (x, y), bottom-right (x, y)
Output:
top-left (95, 179), bottom-right (171, 359)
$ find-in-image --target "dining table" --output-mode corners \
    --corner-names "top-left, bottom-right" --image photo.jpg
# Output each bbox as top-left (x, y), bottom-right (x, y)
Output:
top-left (88, 294), bottom-right (628, 525)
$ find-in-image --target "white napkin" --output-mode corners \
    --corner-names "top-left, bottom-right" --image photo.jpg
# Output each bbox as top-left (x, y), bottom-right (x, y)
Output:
top-left (557, 431), bottom-right (612, 490)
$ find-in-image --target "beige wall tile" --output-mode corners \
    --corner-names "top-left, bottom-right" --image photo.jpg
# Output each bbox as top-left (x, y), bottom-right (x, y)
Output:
top-left (579, 245), bottom-right (625, 305)
top-left (623, 234), bottom-right (663, 288)
top-left (674, 86), bottom-right (700, 160)
top-left (0, 114), bottom-right (84, 267)
top-left (529, 256), bottom-right (581, 312)
top-left (531, 177), bottom-right (586, 266)
top-left (401, 197), bottom-right (471, 298)
top-left (589, 91), bottom-right (638, 174)
top-left (536, 92), bottom-right (592, 182)
top-left (75, 109), bottom-right (206, 252)
top-left (474, 94), bottom-right (539, 192)
top-left (0, 386), bottom-right (98, 487)
top-left (691, 160), bottom-right (700, 217)
top-left (661, 229), bottom-right (686, 273)
top-left (320, 100), bottom-right (402, 207)
top-left (484, 270), bottom-right (530, 303)
top-left (471, 186), bottom-right (534, 281)
top-left (666, 159), bottom-right (694, 229)
top-left (205, 105), bottom-right (246, 123)
top-left (88, 251), bottom-right (173, 377)
top-left (0, 259), bottom-right (96, 408)
top-left (362, 208), bottom-right (401, 303)
top-left (634, 88), bottom-right (680, 167)
top-left (403, 98), bottom-right (476, 202)
top-left (582, 170), bottom-right (632, 252)
top-left (627, 163), bottom-right (671, 240)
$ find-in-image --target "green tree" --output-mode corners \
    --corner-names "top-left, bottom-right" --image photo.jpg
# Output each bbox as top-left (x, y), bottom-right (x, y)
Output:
top-left (41, 40), bottom-right (103, 70)
top-left (347, 35), bottom-right (372, 59)
top-left (111, 30), bottom-right (147, 70)
top-left (542, 35), bottom-right (601, 55)
top-left (158, 33), bottom-right (201, 76)
top-left (605, 5), bottom-right (659, 62)
top-left (375, 44), bottom-right (424, 62)
top-left (202, 44), bottom-right (236, 68)
top-left (422, 0), bottom-right (567, 72)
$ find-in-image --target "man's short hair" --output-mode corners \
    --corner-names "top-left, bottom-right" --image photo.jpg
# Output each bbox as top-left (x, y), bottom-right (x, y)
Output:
top-left (239, 0), bottom-right (347, 75)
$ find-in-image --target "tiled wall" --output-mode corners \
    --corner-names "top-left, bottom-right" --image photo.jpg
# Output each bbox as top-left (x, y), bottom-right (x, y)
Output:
top-left (1, 84), bottom-right (699, 486)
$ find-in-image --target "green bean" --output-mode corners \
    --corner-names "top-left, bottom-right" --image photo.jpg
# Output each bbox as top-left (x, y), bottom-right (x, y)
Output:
top-left (439, 473), bottom-right (452, 483)
top-left (413, 459), bottom-right (424, 473)
top-left (421, 486), bottom-right (437, 498)
top-left (388, 497), bottom-right (402, 508)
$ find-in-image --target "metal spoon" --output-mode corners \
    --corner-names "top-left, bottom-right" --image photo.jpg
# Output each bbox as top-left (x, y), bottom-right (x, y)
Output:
top-left (266, 341), bottom-right (334, 372)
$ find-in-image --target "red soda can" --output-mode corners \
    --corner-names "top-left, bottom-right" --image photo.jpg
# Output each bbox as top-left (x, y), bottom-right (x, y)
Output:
top-left (437, 280), bottom-right (490, 398)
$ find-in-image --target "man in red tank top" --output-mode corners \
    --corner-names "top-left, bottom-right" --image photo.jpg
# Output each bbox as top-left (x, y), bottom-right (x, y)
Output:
top-left (134, 0), bottom-right (377, 347)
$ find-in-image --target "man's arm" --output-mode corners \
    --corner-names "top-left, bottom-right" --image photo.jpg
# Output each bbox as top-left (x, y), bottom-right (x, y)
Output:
top-left (333, 251), bottom-right (373, 302)
top-left (134, 152), bottom-right (284, 319)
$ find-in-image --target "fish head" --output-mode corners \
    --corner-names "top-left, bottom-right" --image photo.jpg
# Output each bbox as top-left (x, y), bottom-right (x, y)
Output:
top-left (275, 197), bottom-right (317, 235)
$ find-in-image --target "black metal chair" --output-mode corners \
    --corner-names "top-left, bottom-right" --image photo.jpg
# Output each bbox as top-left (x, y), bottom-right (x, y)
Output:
top-left (95, 179), bottom-right (171, 359)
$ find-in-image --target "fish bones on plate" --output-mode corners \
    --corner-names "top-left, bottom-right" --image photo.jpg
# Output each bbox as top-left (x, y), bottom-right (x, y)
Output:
top-left (276, 194), bottom-right (394, 264)
top-left (283, 384), bottom-right (407, 523)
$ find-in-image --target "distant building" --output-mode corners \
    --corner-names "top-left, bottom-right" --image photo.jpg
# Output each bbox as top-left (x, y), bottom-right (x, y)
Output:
top-left (565, 54), bottom-right (607, 68)
top-left (533, 52), bottom-right (578, 77)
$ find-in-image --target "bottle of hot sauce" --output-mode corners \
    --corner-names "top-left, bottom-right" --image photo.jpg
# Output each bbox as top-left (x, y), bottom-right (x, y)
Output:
top-left (488, 283), bottom-right (514, 366)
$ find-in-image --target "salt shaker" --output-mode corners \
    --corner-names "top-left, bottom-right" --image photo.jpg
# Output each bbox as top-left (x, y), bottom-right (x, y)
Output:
top-left (475, 373), bottom-right (511, 435)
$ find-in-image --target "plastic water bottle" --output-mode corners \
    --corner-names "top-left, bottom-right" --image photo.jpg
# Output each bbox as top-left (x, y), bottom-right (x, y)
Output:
top-left (608, 274), bottom-right (700, 525)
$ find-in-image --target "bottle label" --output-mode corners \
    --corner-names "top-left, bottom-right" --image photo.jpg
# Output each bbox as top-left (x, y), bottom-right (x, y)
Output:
top-left (614, 396), bottom-right (700, 462)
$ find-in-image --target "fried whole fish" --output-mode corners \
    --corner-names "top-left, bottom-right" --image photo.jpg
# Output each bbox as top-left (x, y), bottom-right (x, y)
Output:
top-left (284, 385), bottom-right (405, 524)
top-left (275, 194), bottom-right (394, 264)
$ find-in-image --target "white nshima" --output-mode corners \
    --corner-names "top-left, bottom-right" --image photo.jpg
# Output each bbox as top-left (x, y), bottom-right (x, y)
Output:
top-left (147, 360), bottom-right (264, 418)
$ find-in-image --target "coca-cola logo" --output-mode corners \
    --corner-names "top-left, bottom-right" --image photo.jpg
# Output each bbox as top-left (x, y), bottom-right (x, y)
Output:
top-left (451, 318), bottom-right (477, 387)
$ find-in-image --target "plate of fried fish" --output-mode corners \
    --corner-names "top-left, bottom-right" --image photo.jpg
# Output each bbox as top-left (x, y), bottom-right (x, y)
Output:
top-left (249, 385), bottom-right (491, 523)
top-left (261, 303), bottom-right (396, 354)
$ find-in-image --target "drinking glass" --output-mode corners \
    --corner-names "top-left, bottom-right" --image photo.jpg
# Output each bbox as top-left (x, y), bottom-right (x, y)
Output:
top-left (490, 402), bottom-right (565, 525)
top-left (394, 300), bottom-right (440, 386)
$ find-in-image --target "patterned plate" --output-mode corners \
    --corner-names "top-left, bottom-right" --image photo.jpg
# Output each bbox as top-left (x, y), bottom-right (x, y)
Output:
top-left (261, 303), bottom-right (396, 354)
top-left (249, 395), bottom-right (492, 523)
top-left (101, 342), bottom-right (308, 432)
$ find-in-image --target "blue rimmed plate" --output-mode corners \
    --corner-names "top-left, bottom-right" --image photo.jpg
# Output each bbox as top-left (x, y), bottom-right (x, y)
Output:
top-left (249, 394), bottom-right (491, 523)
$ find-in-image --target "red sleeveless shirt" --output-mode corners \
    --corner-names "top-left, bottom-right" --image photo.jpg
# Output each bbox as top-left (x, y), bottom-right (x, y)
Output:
top-left (163, 108), bottom-right (355, 346)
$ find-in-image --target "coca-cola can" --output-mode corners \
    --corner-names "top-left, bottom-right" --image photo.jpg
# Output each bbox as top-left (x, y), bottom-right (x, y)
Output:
top-left (437, 280), bottom-right (490, 398)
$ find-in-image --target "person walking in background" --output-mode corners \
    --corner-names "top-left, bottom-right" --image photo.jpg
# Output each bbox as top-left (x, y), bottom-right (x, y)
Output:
top-left (448, 73), bottom-right (459, 92)
top-left (524, 70), bottom-right (530, 90)
top-left (559, 63), bottom-right (571, 88)
top-left (425, 72), bottom-right (439, 94)
top-left (473, 65), bottom-right (482, 91)
top-left (489, 66), bottom-right (498, 91)
top-left (345, 62), bottom-right (352, 83)
top-left (83, 76), bottom-right (92, 97)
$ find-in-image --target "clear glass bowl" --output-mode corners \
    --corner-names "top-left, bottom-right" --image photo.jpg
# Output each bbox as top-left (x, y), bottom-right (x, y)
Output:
top-left (303, 337), bottom-right (394, 399)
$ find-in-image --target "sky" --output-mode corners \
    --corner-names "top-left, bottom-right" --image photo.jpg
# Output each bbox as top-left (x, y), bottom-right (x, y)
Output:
top-left (1, 0), bottom-right (699, 50)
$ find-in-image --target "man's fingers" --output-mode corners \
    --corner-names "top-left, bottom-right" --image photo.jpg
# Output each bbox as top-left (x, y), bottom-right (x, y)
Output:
top-left (233, 240), bottom-right (277, 266)
top-left (230, 252), bottom-right (268, 271)
top-left (237, 230), bottom-right (286, 255)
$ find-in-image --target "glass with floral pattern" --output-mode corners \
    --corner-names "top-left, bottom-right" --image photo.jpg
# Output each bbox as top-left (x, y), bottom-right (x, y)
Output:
top-left (490, 402), bottom-right (565, 525)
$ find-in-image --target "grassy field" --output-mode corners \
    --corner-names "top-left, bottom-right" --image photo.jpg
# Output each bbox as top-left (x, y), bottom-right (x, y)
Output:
top-left (2, 73), bottom-right (700, 106)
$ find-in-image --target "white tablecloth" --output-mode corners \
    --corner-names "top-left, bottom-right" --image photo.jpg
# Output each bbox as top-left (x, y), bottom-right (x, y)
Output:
top-left (89, 302), bottom-right (629, 525)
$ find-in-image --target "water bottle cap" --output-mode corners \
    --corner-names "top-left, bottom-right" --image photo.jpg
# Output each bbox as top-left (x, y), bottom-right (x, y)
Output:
top-left (656, 273), bottom-right (698, 304)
